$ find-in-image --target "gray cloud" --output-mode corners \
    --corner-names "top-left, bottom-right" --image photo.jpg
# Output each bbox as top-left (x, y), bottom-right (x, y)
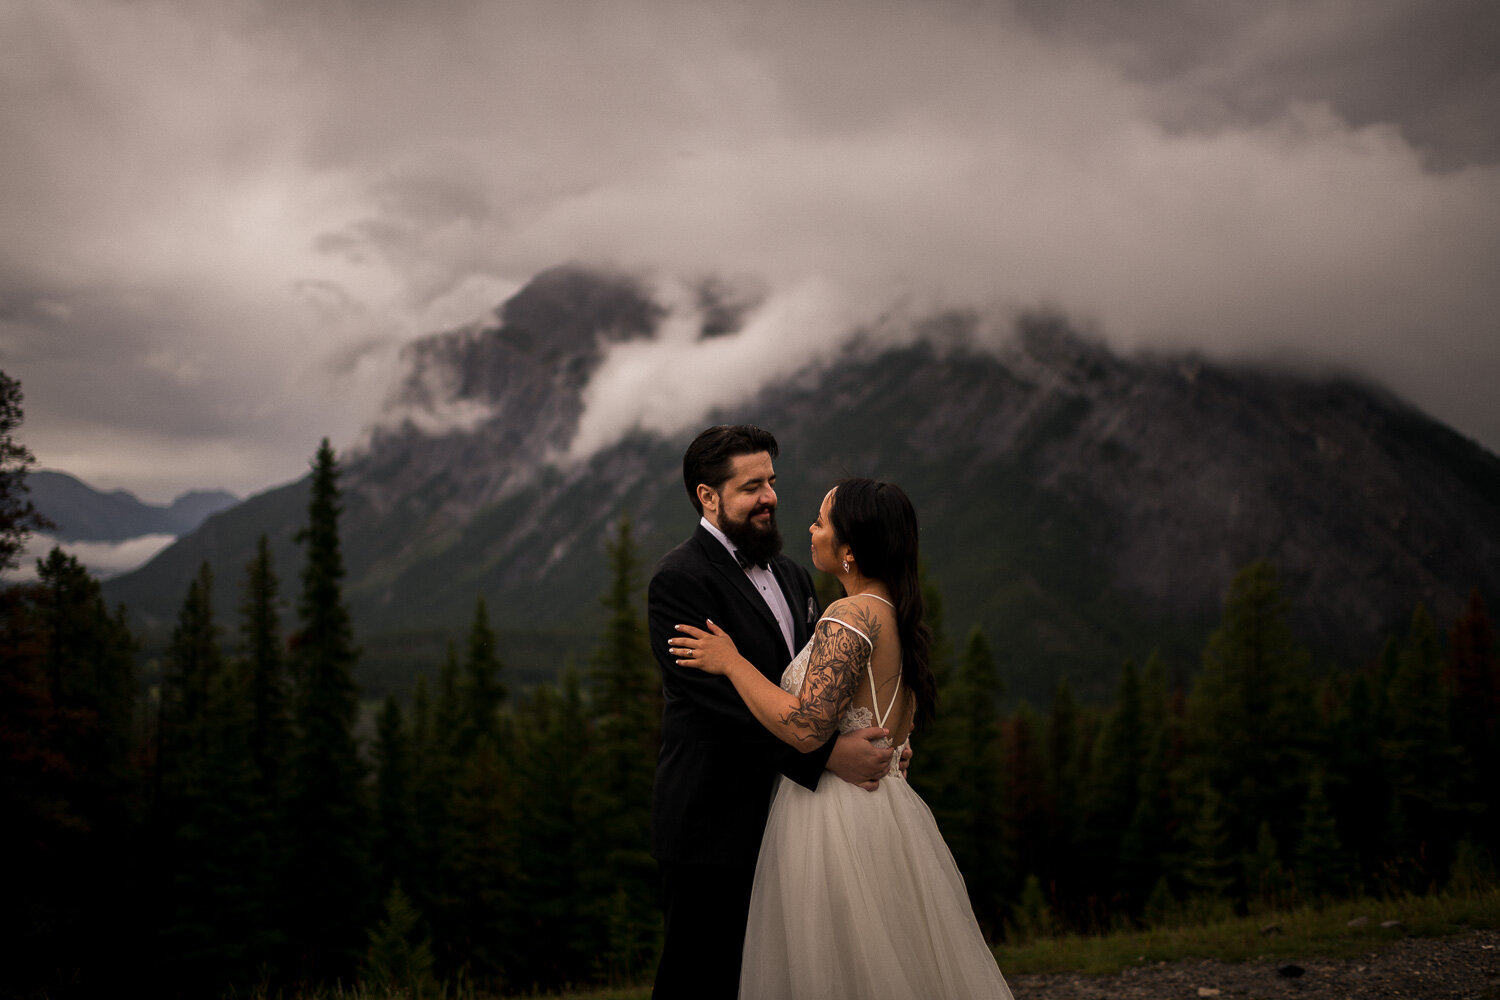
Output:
top-left (2, 0), bottom-right (1497, 500)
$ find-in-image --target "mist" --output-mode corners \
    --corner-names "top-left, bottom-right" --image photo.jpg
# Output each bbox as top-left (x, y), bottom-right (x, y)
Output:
top-left (4, 0), bottom-right (1498, 497)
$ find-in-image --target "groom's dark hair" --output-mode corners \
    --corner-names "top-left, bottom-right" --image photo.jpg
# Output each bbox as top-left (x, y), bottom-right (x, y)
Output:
top-left (683, 424), bottom-right (779, 515)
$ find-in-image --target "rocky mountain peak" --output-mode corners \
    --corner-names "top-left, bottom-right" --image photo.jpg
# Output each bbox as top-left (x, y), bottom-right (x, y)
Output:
top-left (105, 274), bottom-right (1500, 704)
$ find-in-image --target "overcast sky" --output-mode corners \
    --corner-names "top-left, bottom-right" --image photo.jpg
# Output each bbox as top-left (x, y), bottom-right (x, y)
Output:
top-left (3, 0), bottom-right (1498, 503)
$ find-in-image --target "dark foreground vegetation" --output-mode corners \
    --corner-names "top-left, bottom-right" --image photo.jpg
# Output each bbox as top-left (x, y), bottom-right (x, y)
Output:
top-left (3, 371), bottom-right (1497, 998)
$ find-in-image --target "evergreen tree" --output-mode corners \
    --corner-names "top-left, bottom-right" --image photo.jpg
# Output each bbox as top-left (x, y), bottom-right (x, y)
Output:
top-left (234, 535), bottom-right (293, 974)
top-left (410, 653), bottom-right (463, 967)
top-left (155, 561), bottom-right (225, 981)
top-left (285, 439), bottom-right (372, 983)
top-left (1294, 770), bottom-right (1349, 901)
top-left (1181, 784), bottom-right (1236, 902)
top-left (156, 561), bottom-right (220, 792)
top-left (459, 595), bottom-right (506, 757)
top-left (1323, 666), bottom-right (1386, 887)
top-left (1447, 590), bottom-right (1500, 846)
top-left (1, 550), bottom-right (141, 995)
top-left (1081, 659), bottom-right (1146, 906)
top-left (1001, 702), bottom-right (1051, 929)
top-left (1182, 561), bottom-right (1317, 894)
top-left (1044, 677), bottom-right (1085, 921)
top-left (156, 562), bottom-right (278, 991)
top-left (935, 628), bottom-right (1007, 935)
top-left (0, 370), bottom-right (53, 571)
top-left (239, 534), bottom-right (289, 807)
top-left (373, 695), bottom-right (419, 894)
top-left (433, 641), bottom-right (465, 766)
top-left (510, 671), bottom-right (592, 990)
top-left (580, 515), bottom-right (661, 983)
top-left (1244, 821), bottom-right (1288, 910)
top-left (1381, 603), bottom-right (1465, 885)
top-left (1118, 652), bottom-right (1174, 908)
top-left (363, 882), bottom-right (440, 1000)
top-left (445, 739), bottom-right (518, 990)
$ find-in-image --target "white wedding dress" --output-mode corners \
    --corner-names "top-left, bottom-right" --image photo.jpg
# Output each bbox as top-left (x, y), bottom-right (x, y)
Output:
top-left (739, 609), bottom-right (1014, 999)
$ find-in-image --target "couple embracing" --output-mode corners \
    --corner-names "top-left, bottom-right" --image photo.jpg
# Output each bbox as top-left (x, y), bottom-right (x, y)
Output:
top-left (649, 425), bottom-right (1013, 999)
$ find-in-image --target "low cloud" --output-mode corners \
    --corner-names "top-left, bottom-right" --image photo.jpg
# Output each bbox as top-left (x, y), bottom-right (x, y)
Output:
top-left (565, 277), bottom-right (864, 459)
top-left (4, 0), bottom-right (1499, 499)
top-left (9, 533), bottom-right (178, 583)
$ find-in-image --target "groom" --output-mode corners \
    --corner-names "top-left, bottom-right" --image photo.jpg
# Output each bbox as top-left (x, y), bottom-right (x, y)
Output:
top-left (648, 424), bottom-right (896, 1000)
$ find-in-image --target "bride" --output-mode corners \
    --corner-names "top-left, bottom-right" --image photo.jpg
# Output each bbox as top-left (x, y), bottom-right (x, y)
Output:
top-left (671, 478), bottom-right (1014, 999)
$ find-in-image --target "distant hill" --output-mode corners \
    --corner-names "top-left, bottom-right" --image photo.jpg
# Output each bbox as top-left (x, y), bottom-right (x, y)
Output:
top-left (104, 265), bottom-right (1500, 704)
top-left (29, 470), bottom-right (239, 543)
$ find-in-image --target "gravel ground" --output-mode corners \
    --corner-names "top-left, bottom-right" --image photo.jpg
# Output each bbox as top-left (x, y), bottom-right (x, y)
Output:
top-left (1005, 928), bottom-right (1500, 1000)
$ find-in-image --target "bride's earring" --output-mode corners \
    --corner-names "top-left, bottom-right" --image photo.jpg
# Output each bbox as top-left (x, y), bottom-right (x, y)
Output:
top-left (842, 558), bottom-right (850, 574)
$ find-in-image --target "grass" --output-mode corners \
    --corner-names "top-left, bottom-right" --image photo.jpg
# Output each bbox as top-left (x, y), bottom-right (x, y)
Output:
top-left (992, 886), bottom-right (1500, 977)
top-left (267, 886), bottom-right (1500, 998)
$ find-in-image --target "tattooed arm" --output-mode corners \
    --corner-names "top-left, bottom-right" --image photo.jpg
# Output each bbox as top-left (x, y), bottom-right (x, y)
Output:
top-left (671, 600), bottom-right (879, 751)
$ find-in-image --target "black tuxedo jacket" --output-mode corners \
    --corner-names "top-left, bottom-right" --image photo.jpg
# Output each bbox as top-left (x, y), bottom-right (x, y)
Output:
top-left (649, 524), bottom-right (834, 865)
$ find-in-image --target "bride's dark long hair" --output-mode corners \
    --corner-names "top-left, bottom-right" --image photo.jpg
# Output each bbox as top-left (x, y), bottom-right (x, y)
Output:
top-left (828, 478), bottom-right (937, 731)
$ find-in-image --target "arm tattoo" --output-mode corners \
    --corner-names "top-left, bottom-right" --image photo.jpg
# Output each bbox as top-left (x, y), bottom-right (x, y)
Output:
top-left (778, 602), bottom-right (881, 745)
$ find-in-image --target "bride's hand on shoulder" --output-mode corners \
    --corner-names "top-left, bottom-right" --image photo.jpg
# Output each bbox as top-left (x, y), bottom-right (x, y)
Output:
top-left (670, 620), bottom-right (744, 676)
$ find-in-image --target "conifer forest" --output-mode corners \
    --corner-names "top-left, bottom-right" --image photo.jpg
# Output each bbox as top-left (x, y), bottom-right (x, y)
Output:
top-left (4, 420), bottom-right (1499, 997)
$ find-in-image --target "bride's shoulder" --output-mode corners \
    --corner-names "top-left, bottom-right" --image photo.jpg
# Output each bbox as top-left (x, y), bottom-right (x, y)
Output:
top-left (822, 595), bottom-right (887, 635)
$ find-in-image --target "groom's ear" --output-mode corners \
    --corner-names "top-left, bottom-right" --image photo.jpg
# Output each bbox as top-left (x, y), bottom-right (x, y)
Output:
top-left (696, 483), bottom-right (719, 514)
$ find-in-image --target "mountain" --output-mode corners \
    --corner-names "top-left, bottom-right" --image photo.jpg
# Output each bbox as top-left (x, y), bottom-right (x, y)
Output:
top-left (103, 265), bottom-right (1500, 704)
top-left (29, 470), bottom-right (239, 543)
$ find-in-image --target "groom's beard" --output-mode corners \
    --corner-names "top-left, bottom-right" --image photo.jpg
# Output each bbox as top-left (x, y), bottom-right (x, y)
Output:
top-left (721, 503), bottom-right (783, 568)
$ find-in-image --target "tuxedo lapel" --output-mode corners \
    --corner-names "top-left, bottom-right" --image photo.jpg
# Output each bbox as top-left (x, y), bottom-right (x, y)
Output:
top-left (693, 527), bottom-right (783, 646)
top-left (769, 559), bottom-right (814, 654)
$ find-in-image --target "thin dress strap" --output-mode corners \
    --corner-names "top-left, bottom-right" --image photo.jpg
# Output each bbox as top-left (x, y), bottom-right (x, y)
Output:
top-left (819, 594), bottom-right (901, 728)
top-left (816, 615), bottom-right (874, 645)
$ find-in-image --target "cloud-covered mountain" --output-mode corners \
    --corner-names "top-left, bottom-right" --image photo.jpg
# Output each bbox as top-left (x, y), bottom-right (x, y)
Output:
top-left (103, 266), bottom-right (1500, 703)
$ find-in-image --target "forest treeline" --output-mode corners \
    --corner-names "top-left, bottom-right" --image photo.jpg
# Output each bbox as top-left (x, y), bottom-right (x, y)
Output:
top-left (4, 404), bottom-right (1499, 996)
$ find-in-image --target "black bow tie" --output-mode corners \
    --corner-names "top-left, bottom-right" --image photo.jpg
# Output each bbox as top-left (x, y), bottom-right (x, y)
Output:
top-left (735, 550), bottom-right (769, 571)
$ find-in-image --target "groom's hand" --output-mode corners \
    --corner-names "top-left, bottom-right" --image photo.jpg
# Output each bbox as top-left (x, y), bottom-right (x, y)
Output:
top-left (826, 727), bottom-right (894, 791)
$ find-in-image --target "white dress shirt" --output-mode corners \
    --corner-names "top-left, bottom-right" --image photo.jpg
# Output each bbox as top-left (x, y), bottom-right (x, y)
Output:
top-left (700, 516), bottom-right (796, 657)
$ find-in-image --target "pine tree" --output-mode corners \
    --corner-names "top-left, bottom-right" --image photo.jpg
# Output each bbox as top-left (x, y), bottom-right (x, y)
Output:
top-left (1183, 561), bottom-right (1317, 893)
top-left (1381, 603), bottom-right (1465, 885)
top-left (234, 535), bottom-right (293, 975)
top-left (1081, 659), bottom-right (1146, 905)
top-left (1294, 770), bottom-right (1349, 901)
top-left (1244, 821), bottom-right (1287, 910)
top-left (434, 641), bottom-right (465, 766)
top-left (373, 695), bottom-right (419, 894)
top-left (363, 882), bottom-right (440, 1000)
top-left (938, 628), bottom-right (1007, 935)
top-left (510, 671), bottom-right (591, 990)
top-left (445, 740), bottom-right (518, 990)
top-left (580, 515), bottom-right (661, 983)
top-left (460, 595), bottom-right (506, 756)
top-left (411, 651), bottom-right (463, 968)
top-left (1045, 677), bottom-right (1085, 920)
top-left (239, 534), bottom-right (289, 807)
top-left (0, 370), bottom-right (53, 571)
top-left (285, 439), bottom-right (372, 983)
top-left (1118, 652), bottom-right (1174, 908)
top-left (156, 562), bottom-right (278, 991)
top-left (1, 550), bottom-right (141, 994)
top-left (1002, 703), bottom-right (1051, 930)
top-left (155, 561), bottom-right (225, 984)
top-left (1181, 784), bottom-right (1236, 902)
top-left (1323, 667), bottom-right (1386, 888)
top-left (1447, 590), bottom-right (1500, 846)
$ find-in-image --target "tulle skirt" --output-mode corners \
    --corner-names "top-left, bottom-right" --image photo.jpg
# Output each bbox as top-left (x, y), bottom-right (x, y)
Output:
top-left (740, 773), bottom-right (1014, 1000)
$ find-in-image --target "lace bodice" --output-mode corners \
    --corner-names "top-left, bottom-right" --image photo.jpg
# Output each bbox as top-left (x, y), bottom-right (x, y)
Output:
top-left (781, 636), bottom-right (910, 780)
